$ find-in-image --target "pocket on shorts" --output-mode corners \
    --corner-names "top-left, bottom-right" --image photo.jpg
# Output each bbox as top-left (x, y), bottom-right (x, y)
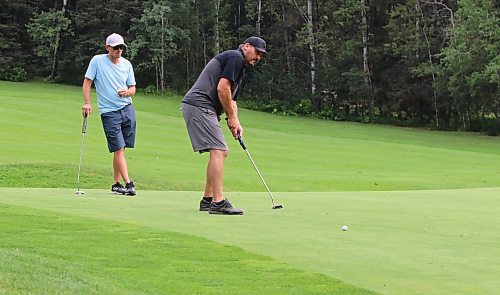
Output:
top-left (199, 107), bottom-right (222, 122)
top-left (200, 107), bottom-right (215, 115)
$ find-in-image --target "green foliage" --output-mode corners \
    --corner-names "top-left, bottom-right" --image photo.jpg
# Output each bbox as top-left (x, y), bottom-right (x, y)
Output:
top-left (384, 0), bottom-right (453, 127)
top-left (0, 0), bottom-right (36, 81)
top-left (142, 85), bottom-right (158, 95)
top-left (128, 0), bottom-right (190, 92)
top-left (54, 0), bottom-right (143, 84)
top-left (2, 66), bottom-right (27, 82)
top-left (26, 9), bottom-right (73, 76)
top-left (469, 117), bottom-right (500, 136)
top-left (439, 0), bottom-right (500, 130)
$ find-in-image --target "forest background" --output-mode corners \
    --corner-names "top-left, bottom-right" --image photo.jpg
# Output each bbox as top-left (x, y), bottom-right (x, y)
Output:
top-left (1, 0), bottom-right (498, 133)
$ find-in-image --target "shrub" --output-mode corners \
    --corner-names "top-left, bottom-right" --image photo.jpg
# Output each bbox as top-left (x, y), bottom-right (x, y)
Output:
top-left (481, 118), bottom-right (500, 136)
top-left (3, 67), bottom-right (28, 82)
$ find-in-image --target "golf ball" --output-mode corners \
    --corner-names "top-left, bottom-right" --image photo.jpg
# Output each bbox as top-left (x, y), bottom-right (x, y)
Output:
top-left (341, 225), bottom-right (348, 231)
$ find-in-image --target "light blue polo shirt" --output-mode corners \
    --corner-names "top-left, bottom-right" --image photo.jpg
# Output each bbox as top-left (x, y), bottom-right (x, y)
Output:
top-left (85, 54), bottom-right (136, 114)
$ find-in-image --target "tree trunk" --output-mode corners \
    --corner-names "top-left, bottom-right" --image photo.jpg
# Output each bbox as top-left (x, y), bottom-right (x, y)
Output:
top-left (307, 0), bottom-right (316, 96)
top-left (50, 0), bottom-right (67, 81)
top-left (203, 32), bottom-right (207, 65)
top-left (237, 1), bottom-right (242, 40)
top-left (415, 1), bottom-right (420, 60)
top-left (214, 0), bottom-right (220, 54)
top-left (186, 53), bottom-right (190, 90)
top-left (159, 16), bottom-right (165, 92)
top-left (155, 61), bottom-right (159, 91)
top-left (424, 30), bottom-right (439, 129)
top-left (50, 31), bottom-right (59, 81)
top-left (281, 1), bottom-right (291, 73)
top-left (256, 0), bottom-right (262, 36)
top-left (416, 0), bottom-right (440, 128)
top-left (419, 0), bottom-right (456, 128)
top-left (361, 0), bottom-right (374, 120)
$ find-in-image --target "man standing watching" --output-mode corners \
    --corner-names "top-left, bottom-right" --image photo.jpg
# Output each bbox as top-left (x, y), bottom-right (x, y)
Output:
top-left (81, 33), bottom-right (137, 196)
top-left (182, 36), bottom-right (267, 215)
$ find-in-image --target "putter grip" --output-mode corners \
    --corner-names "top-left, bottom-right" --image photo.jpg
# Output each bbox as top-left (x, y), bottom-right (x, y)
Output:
top-left (237, 135), bottom-right (247, 150)
top-left (82, 117), bottom-right (87, 134)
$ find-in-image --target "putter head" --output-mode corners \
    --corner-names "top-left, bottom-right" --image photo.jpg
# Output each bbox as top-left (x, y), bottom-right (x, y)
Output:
top-left (75, 190), bottom-right (85, 196)
top-left (272, 204), bottom-right (283, 210)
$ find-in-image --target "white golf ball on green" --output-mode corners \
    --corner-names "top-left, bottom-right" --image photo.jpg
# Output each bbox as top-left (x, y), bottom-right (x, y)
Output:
top-left (341, 225), bottom-right (348, 231)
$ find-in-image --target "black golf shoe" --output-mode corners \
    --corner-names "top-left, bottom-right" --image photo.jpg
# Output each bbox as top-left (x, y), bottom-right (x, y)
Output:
top-left (199, 197), bottom-right (212, 211)
top-left (111, 182), bottom-right (125, 194)
top-left (209, 199), bottom-right (243, 215)
top-left (124, 181), bottom-right (136, 196)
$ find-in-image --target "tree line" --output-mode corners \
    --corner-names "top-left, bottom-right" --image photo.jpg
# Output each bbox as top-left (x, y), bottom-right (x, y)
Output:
top-left (1, 0), bottom-right (498, 133)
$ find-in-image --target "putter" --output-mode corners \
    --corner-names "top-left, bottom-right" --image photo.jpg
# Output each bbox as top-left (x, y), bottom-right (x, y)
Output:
top-left (237, 135), bottom-right (283, 210)
top-left (75, 116), bottom-right (88, 196)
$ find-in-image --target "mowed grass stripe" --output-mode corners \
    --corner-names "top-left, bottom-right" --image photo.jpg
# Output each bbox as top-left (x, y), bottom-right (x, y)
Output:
top-left (3, 81), bottom-right (500, 192)
top-left (0, 204), bottom-right (375, 295)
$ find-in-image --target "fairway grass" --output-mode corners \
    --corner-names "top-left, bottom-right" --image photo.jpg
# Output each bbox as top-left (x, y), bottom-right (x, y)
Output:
top-left (1, 187), bottom-right (499, 295)
top-left (3, 81), bottom-right (500, 192)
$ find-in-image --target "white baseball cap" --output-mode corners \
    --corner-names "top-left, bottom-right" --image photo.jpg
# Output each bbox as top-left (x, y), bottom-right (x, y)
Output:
top-left (106, 33), bottom-right (127, 47)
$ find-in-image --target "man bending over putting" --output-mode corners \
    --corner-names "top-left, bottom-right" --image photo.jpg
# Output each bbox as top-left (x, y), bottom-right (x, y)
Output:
top-left (181, 36), bottom-right (267, 215)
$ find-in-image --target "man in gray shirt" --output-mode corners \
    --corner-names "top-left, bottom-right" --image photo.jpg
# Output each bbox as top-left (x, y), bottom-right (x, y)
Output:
top-left (182, 37), bottom-right (267, 215)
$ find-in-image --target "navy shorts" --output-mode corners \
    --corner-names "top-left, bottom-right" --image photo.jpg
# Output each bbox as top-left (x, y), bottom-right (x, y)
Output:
top-left (100, 104), bottom-right (136, 153)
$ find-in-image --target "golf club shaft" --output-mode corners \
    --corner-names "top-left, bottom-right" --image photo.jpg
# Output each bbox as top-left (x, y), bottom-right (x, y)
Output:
top-left (76, 117), bottom-right (87, 191)
top-left (242, 148), bottom-right (277, 206)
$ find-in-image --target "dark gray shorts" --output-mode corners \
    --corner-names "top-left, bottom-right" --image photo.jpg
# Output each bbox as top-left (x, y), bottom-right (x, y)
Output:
top-left (100, 104), bottom-right (136, 153)
top-left (182, 103), bottom-right (227, 153)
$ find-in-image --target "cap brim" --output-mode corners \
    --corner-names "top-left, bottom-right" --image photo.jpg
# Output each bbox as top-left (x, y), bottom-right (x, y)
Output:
top-left (108, 43), bottom-right (128, 47)
top-left (255, 47), bottom-right (267, 53)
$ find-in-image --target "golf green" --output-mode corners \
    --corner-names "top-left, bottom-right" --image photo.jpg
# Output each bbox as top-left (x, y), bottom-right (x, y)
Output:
top-left (0, 187), bottom-right (498, 294)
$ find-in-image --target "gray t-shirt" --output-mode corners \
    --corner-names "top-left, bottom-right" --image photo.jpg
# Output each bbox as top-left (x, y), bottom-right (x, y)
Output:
top-left (182, 49), bottom-right (246, 116)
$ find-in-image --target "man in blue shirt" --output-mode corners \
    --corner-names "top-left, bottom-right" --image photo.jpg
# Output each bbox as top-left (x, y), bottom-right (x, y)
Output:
top-left (182, 36), bottom-right (267, 214)
top-left (81, 33), bottom-right (137, 196)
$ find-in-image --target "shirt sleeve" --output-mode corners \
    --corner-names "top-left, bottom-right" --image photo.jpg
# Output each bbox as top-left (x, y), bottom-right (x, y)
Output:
top-left (84, 56), bottom-right (97, 81)
top-left (126, 61), bottom-right (136, 87)
top-left (220, 54), bottom-right (244, 83)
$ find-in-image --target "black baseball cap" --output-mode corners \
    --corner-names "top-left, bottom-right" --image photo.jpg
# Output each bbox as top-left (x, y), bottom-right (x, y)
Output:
top-left (244, 36), bottom-right (267, 53)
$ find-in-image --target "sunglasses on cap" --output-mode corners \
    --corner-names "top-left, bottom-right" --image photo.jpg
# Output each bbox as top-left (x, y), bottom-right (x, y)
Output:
top-left (110, 45), bottom-right (124, 50)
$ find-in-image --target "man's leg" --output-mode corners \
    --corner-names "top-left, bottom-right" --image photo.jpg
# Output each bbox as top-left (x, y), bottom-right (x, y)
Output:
top-left (113, 147), bottom-right (130, 184)
top-left (206, 149), bottom-right (243, 215)
top-left (205, 149), bottom-right (227, 202)
top-left (181, 104), bottom-right (241, 214)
